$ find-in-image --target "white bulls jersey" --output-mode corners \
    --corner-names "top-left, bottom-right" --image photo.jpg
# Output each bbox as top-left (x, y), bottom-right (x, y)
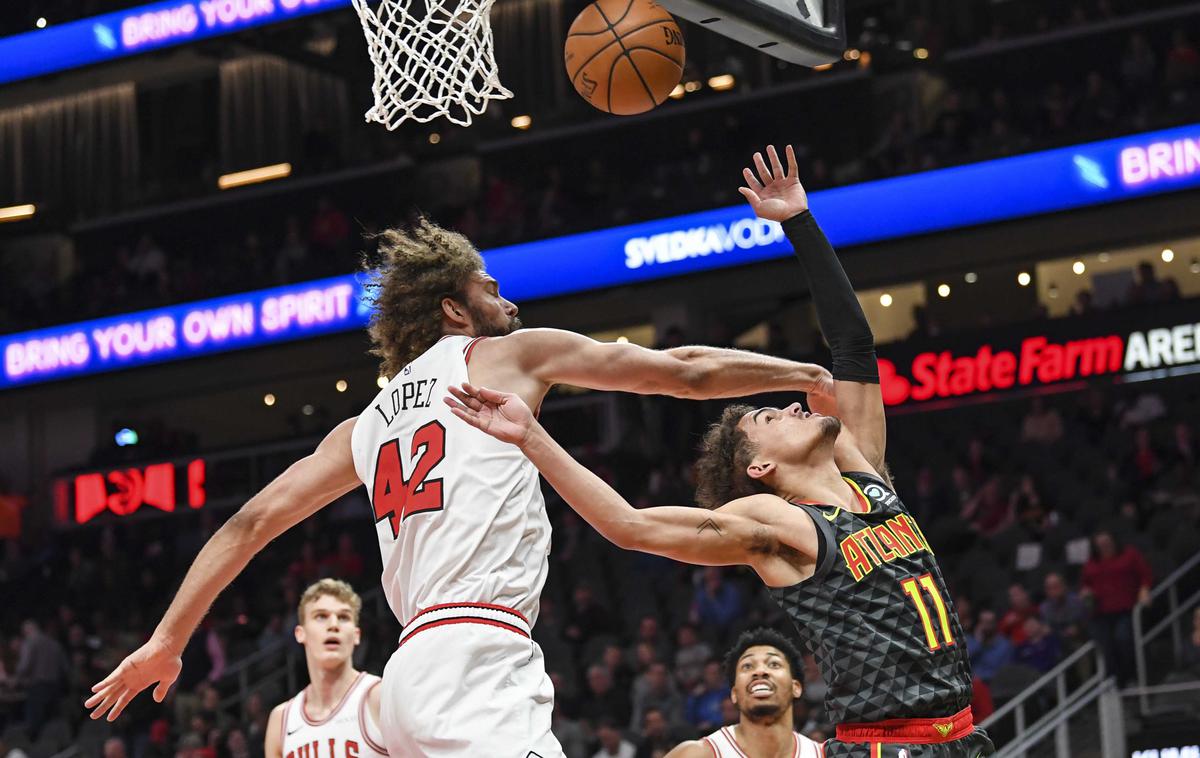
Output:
top-left (280, 672), bottom-right (387, 758)
top-left (350, 335), bottom-right (551, 628)
top-left (703, 725), bottom-right (823, 758)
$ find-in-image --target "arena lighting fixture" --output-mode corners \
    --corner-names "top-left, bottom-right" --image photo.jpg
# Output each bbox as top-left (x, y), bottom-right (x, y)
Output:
top-left (707, 74), bottom-right (736, 91)
top-left (879, 293), bottom-right (893, 307)
top-left (36, 17), bottom-right (47, 28)
top-left (335, 379), bottom-right (348, 392)
top-left (510, 115), bottom-right (532, 130)
top-left (1072, 260), bottom-right (1086, 275)
top-left (263, 393), bottom-right (276, 407)
top-left (937, 283), bottom-right (951, 298)
top-left (1191, 258), bottom-right (1200, 273)
top-left (964, 272), bottom-right (978, 283)
top-left (0, 203), bottom-right (36, 222)
top-left (377, 376), bottom-right (389, 388)
top-left (616, 336), bottom-right (629, 343)
top-left (1162, 248), bottom-right (1175, 262)
top-left (669, 84), bottom-right (686, 99)
top-left (217, 163), bottom-right (291, 190)
top-left (1017, 272), bottom-right (1031, 286)
top-left (428, 133), bottom-right (441, 144)
top-left (301, 404), bottom-right (315, 416)
top-left (684, 80), bottom-right (702, 93)
top-left (813, 63), bottom-right (834, 71)
top-left (843, 48), bottom-right (861, 61)
top-left (914, 48), bottom-right (929, 60)
top-left (1097, 252), bottom-right (1111, 263)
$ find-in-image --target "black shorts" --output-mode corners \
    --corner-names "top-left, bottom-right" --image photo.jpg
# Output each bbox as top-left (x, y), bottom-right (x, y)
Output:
top-left (823, 728), bottom-right (995, 758)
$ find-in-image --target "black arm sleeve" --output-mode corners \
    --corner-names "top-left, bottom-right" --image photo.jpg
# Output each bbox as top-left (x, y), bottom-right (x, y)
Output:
top-left (781, 210), bottom-right (879, 384)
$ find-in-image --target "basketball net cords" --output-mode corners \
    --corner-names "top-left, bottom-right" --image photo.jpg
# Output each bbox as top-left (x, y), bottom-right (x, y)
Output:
top-left (351, 0), bottom-right (513, 129)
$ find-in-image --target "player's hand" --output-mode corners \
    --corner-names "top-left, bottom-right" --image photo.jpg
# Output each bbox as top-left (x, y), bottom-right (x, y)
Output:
top-left (739, 144), bottom-right (809, 222)
top-left (85, 637), bottom-right (181, 721)
top-left (445, 382), bottom-right (535, 446)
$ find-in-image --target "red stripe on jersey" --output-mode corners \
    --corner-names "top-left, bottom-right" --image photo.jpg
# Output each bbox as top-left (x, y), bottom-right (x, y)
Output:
top-left (463, 337), bottom-right (488, 364)
top-left (358, 679), bottom-right (388, 755)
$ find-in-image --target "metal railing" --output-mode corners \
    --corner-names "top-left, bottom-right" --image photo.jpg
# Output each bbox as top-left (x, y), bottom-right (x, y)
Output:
top-left (1133, 551), bottom-right (1200, 713)
top-left (995, 676), bottom-right (1124, 758)
top-left (980, 641), bottom-right (1107, 756)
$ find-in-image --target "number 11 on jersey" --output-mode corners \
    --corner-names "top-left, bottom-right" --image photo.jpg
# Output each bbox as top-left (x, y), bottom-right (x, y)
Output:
top-left (372, 420), bottom-right (447, 538)
top-left (900, 573), bottom-right (955, 651)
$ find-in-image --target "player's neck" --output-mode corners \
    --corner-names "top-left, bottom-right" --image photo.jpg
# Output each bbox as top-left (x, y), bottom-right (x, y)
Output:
top-left (305, 660), bottom-right (359, 715)
top-left (731, 716), bottom-right (795, 758)
top-left (775, 462), bottom-right (858, 511)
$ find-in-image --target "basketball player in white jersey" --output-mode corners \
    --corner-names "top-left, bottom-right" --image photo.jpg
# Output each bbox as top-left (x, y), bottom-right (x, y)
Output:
top-left (668, 628), bottom-right (822, 758)
top-left (265, 579), bottom-right (387, 758)
top-left (87, 218), bottom-right (833, 756)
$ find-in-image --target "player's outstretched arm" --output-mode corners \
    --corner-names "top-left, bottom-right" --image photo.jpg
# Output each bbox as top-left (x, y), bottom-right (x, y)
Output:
top-left (485, 327), bottom-right (833, 401)
top-left (85, 419), bottom-right (362, 722)
top-left (445, 384), bottom-right (815, 568)
top-left (741, 144), bottom-right (887, 480)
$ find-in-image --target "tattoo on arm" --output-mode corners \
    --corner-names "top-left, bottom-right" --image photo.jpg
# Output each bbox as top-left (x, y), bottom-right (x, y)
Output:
top-left (697, 518), bottom-right (723, 536)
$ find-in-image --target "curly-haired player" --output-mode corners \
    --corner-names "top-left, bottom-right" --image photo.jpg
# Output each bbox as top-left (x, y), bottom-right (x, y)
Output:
top-left (667, 627), bottom-right (822, 758)
top-left (86, 216), bottom-right (832, 757)
top-left (446, 146), bottom-right (995, 757)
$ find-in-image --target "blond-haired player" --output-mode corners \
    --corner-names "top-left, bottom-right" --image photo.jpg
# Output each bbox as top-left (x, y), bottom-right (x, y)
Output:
top-left (265, 579), bottom-right (387, 758)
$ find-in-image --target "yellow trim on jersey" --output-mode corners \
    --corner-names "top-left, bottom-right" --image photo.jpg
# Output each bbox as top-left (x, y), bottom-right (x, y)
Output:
top-left (871, 743), bottom-right (882, 758)
top-left (843, 476), bottom-right (872, 514)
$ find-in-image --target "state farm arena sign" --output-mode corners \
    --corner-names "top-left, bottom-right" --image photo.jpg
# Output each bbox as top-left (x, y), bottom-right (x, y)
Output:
top-left (876, 306), bottom-right (1200, 409)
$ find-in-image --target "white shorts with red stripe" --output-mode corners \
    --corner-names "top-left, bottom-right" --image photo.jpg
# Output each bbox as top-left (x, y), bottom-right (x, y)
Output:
top-left (379, 603), bottom-right (564, 758)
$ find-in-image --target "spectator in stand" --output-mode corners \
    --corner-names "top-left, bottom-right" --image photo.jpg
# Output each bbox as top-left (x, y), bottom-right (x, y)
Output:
top-left (566, 583), bottom-right (615, 646)
top-left (593, 719), bottom-right (636, 758)
top-left (274, 216), bottom-right (309, 283)
top-left (967, 610), bottom-right (1015, 683)
top-left (288, 541), bottom-right (321, 584)
top-left (1165, 29), bottom-right (1200, 99)
top-left (1127, 427), bottom-right (1163, 487)
top-left (102, 737), bottom-right (128, 758)
top-left (685, 661), bottom-right (726, 732)
top-left (319, 532), bottom-right (364, 579)
top-left (691, 568), bottom-right (744, 642)
top-left (309, 196), bottom-right (351, 259)
top-left (129, 234), bottom-right (169, 295)
top-left (1128, 261), bottom-right (1181, 305)
top-left (633, 616), bottom-right (672, 668)
top-left (1011, 475), bottom-right (1052, 535)
top-left (602, 644), bottom-right (635, 696)
top-left (1041, 572), bottom-right (1088, 654)
top-left (673, 625), bottom-right (711, 690)
top-left (999, 584), bottom-right (1039, 644)
top-left (963, 476), bottom-right (1013, 537)
top-left (1081, 529), bottom-right (1152, 684)
top-left (630, 662), bottom-right (685, 732)
top-left (1021, 396), bottom-right (1064, 445)
top-left (581, 664), bottom-right (632, 729)
top-left (1070, 290), bottom-right (1095, 317)
top-left (635, 707), bottom-right (676, 758)
top-left (1015, 617), bottom-right (1061, 673)
top-left (1167, 422), bottom-right (1198, 487)
top-left (0, 478), bottom-right (26, 540)
top-left (908, 466), bottom-right (947, 524)
top-left (1120, 391), bottom-right (1168, 429)
top-left (14, 619), bottom-right (69, 740)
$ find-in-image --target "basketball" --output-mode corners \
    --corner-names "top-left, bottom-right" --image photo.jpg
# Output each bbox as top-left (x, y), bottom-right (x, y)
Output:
top-left (564, 0), bottom-right (685, 116)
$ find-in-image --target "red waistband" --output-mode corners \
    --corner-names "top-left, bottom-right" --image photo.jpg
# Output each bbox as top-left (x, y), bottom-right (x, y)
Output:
top-left (398, 602), bottom-right (530, 648)
top-left (836, 707), bottom-right (974, 745)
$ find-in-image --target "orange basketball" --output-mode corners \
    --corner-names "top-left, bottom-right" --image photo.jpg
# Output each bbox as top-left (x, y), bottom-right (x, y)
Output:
top-left (564, 0), bottom-right (685, 116)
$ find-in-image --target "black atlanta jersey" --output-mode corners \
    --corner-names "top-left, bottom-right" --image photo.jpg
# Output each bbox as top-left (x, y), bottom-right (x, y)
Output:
top-left (769, 472), bottom-right (973, 725)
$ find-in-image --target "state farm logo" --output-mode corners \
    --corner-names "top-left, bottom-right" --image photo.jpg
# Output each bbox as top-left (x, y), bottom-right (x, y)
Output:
top-left (879, 320), bottom-right (1200, 406)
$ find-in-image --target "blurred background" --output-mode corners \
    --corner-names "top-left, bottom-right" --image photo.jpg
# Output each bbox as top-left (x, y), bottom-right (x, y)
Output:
top-left (1, 0), bottom-right (1199, 756)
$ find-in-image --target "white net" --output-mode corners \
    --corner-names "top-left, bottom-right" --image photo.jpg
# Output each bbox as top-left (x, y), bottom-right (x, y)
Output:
top-left (351, 0), bottom-right (513, 129)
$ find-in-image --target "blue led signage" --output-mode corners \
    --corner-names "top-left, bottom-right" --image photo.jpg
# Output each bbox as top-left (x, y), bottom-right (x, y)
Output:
top-left (5, 123), bottom-right (1200, 389)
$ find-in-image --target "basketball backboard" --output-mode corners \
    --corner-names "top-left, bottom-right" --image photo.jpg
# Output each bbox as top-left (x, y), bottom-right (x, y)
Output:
top-left (657, 0), bottom-right (845, 67)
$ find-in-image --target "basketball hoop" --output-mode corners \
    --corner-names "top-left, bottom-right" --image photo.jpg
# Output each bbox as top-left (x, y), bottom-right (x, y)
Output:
top-left (350, 0), bottom-right (513, 129)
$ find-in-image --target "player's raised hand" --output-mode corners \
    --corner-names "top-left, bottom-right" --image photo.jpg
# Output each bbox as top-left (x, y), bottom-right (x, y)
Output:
top-left (85, 637), bottom-right (181, 721)
top-left (739, 144), bottom-right (809, 222)
top-left (445, 382), bottom-right (535, 446)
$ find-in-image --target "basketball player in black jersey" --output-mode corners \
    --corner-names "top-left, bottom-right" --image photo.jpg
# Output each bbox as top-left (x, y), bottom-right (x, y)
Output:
top-left (445, 144), bottom-right (994, 757)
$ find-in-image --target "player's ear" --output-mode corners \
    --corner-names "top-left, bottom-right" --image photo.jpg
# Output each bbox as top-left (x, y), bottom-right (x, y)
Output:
top-left (728, 688), bottom-right (738, 706)
top-left (294, 625), bottom-right (305, 644)
top-left (791, 678), bottom-right (803, 700)
top-left (441, 296), bottom-right (469, 329)
top-left (746, 460), bottom-right (775, 481)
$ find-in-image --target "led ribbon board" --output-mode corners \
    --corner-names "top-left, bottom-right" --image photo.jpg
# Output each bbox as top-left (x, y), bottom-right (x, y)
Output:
top-left (0, 0), bottom-right (350, 86)
top-left (5, 123), bottom-right (1200, 390)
